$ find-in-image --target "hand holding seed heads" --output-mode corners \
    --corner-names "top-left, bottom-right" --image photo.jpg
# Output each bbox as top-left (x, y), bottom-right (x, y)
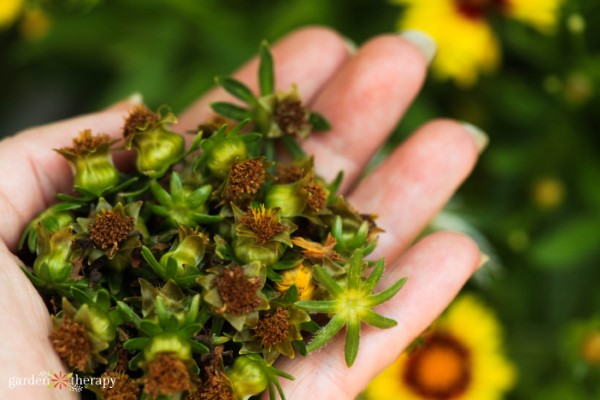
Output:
top-left (0, 27), bottom-right (482, 399)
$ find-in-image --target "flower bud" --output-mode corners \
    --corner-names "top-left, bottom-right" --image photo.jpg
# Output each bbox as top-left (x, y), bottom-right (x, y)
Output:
top-left (124, 106), bottom-right (184, 178)
top-left (55, 129), bottom-right (119, 196)
top-left (273, 263), bottom-right (315, 301)
top-left (33, 225), bottom-right (74, 284)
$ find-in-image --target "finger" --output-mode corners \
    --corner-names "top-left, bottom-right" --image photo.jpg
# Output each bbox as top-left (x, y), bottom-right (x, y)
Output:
top-left (0, 101), bottom-right (139, 250)
top-left (175, 26), bottom-right (350, 132)
top-left (269, 231), bottom-right (480, 400)
top-left (302, 34), bottom-right (430, 190)
top-left (0, 244), bottom-right (74, 399)
top-left (348, 120), bottom-right (486, 262)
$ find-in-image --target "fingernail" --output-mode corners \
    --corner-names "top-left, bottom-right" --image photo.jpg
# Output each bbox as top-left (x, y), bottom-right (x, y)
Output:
top-left (127, 92), bottom-right (143, 105)
top-left (400, 30), bottom-right (437, 64)
top-left (343, 36), bottom-right (358, 55)
top-left (477, 252), bottom-right (490, 270)
top-left (461, 122), bottom-right (489, 153)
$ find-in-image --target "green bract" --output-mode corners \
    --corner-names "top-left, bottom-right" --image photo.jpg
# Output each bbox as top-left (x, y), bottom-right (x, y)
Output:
top-left (19, 41), bottom-right (405, 400)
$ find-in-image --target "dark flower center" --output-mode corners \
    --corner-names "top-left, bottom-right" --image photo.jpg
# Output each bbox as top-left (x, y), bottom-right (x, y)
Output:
top-left (254, 307), bottom-right (290, 348)
top-left (143, 353), bottom-right (190, 398)
top-left (100, 371), bottom-right (139, 400)
top-left (124, 105), bottom-right (160, 137)
top-left (225, 159), bottom-right (266, 202)
top-left (239, 205), bottom-right (287, 244)
top-left (455, 0), bottom-right (507, 19)
top-left (301, 181), bottom-right (327, 212)
top-left (49, 314), bottom-right (91, 371)
top-left (403, 333), bottom-right (471, 398)
top-left (215, 266), bottom-right (262, 315)
top-left (276, 164), bottom-right (305, 184)
top-left (273, 98), bottom-right (309, 137)
top-left (89, 209), bottom-right (134, 255)
top-left (196, 371), bottom-right (235, 400)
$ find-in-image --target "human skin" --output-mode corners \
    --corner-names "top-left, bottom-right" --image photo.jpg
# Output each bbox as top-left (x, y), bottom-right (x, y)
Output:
top-left (0, 26), bottom-right (481, 399)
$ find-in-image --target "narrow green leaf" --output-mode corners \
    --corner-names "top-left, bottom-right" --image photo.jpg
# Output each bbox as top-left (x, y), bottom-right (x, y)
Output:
top-left (306, 314), bottom-right (345, 352)
top-left (313, 265), bottom-right (344, 297)
top-left (259, 41), bottom-right (274, 96)
top-left (347, 249), bottom-right (364, 291)
top-left (363, 258), bottom-right (385, 293)
top-left (345, 319), bottom-right (361, 367)
top-left (362, 309), bottom-right (397, 329)
top-left (366, 277), bottom-right (407, 307)
top-left (139, 321), bottom-right (163, 336)
top-left (149, 180), bottom-right (172, 206)
top-left (309, 112), bottom-right (331, 132)
top-left (295, 300), bottom-right (337, 313)
top-left (123, 337), bottom-right (149, 350)
top-left (211, 101), bottom-right (251, 121)
top-left (281, 136), bottom-right (306, 159)
top-left (169, 172), bottom-right (184, 199)
top-left (141, 246), bottom-right (165, 276)
top-left (215, 76), bottom-right (257, 106)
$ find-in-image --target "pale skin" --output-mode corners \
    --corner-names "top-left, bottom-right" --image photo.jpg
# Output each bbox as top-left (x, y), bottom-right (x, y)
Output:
top-left (0, 27), bottom-right (481, 399)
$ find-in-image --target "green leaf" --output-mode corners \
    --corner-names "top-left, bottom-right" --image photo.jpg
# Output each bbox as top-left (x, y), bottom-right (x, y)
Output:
top-left (363, 258), bottom-right (385, 293)
top-left (141, 246), bottom-right (165, 277)
top-left (281, 136), bottom-right (306, 159)
top-left (150, 180), bottom-right (172, 206)
top-left (211, 101), bottom-right (251, 121)
top-left (295, 300), bottom-right (337, 313)
top-left (345, 319), bottom-right (361, 367)
top-left (169, 172), bottom-right (184, 199)
top-left (306, 314), bottom-right (345, 352)
top-left (366, 277), bottom-right (407, 307)
top-left (313, 265), bottom-right (344, 297)
top-left (215, 76), bottom-right (257, 106)
top-left (361, 310), bottom-right (397, 329)
top-left (123, 337), bottom-right (150, 350)
top-left (259, 41), bottom-right (274, 96)
top-left (309, 112), bottom-right (331, 132)
top-left (139, 321), bottom-right (163, 336)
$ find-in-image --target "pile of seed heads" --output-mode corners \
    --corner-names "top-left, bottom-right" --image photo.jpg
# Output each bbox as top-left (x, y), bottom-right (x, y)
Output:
top-left (20, 43), bottom-right (406, 400)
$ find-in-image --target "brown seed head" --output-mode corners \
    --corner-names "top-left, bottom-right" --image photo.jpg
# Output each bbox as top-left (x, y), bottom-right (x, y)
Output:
top-left (49, 314), bottom-right (91, 371)
top-left (89, 209), bottom-right (134, 255)
top-left (124, 105), bottom-right (160, 137)
top-left (273, 98), bottom-right (309, 137)
top-left (225, 159), bottom-right (266, 202)
top-left (254, 307), bottom-right (290, 348)
top-left (276, 164), bottom-right (304, 184)
top-left (301, 180), bottom-right (327, 212)
top-left (215, 266), bottom-right (262, 315)
top-left (195, 370), bottom-right (235, 400)
top-left (143, 353), bottom-right (191, 399)
top-left (63, 129), bottom-right (112, 155)
top-left (100, 371), bottom-right (139, 400)
top-left (239, 205), bottom-right (287, 244)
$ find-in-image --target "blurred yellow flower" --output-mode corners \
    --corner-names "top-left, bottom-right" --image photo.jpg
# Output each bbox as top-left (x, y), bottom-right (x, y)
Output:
top-left (0, 0), bottom-right (24, 28)
top-left (365, 295), bottom-right (516, 400)
top-left (393, 0), bottom-right (562, 86)
top-left (19, 8), bottom-right (51, 41)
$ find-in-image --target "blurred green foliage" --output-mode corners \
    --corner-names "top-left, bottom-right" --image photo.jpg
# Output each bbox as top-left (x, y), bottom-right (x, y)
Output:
top-left (1, 0), bottom-right (600, 398)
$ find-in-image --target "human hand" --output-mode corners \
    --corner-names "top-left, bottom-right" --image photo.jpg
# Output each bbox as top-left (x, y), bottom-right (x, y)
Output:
top-left (0, 27), bottom-right (483, 399)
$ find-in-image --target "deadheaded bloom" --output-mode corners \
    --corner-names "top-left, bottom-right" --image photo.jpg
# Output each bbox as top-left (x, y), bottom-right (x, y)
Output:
top-left (266, 159), bottom-right (329, 220)
top-left (98, 371), bottom-right (139, 400)
top-left (143, 353), bottom-right (191, 399)
top-left (232, 204), bottom-right (296, 266)
top-left (73, 198), bottom-right (144, 271)
top-left (221, 158), bottom-right (269, 205)
top-left (55, 129), bottom-right (119, 196)
top-left (19, 201), bottom-right (79, 253)
top-left (50, 297), bottom-right (116, 372)
top-left (123, 105), bottom-right (184, 178)
top-left (234, 306), bottom-right (310, 365)
top-left (198, 262), bottom-right (269, 331)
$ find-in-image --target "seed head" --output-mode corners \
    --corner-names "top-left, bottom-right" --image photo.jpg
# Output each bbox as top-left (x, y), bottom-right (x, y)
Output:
top-left (124, 105), bottom-right (160, 138)
top-left (63, 129), bottom-right (112, 155)
top-left (254, 308), bottom-right (290, 348)
top-left (239, 205), bottom-right (287, 245)
top-left (50, 314), bottom-right (91, 371)
top-left (89, 209), bottom-right (134, 255)
top-left (143, 353), bottom-right (191, 399)
top-left (215, 266), bottom-right (262, 315)
top-left (225, 159), bottom-right (266, 202)
top-left (100, 371), bottom-right (139, 400)
top-left (273, 98), bottom-right (309, 138)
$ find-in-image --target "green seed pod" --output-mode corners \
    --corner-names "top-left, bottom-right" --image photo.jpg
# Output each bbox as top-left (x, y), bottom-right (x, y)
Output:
top-left (228, 355), bottom-right (269, 399)
top-left (124, 106), bottom-right (184, 178)
top-left (144, 333), bottom-right (192, 362)
top-left (159, 226), bottom-right (206, 276)
top-left (33, 225), bottom-right (74, 284)
top-left (264, 182), bottom-right (307, 217)
top-left (55, 129), bottom-right (119, 196)
top-left (207, 137), bottom-right (248, 177)
top-left (234, 236), bottom-right (285, 266)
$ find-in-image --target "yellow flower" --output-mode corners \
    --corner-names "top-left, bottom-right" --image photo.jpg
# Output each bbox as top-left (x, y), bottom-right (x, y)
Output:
top-left (393, 0), bottom-right (562, 86)
top-left (365, 294), bottom-right (516, 400)
top-left (0, 0), bottom-right (24, 28)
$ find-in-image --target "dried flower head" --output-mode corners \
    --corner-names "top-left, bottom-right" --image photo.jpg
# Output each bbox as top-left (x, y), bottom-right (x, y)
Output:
top-left (273, 97), bottom-right (310, 138)
top-left (123, 105), bottom-right (160, 138)
top-left (143, 353), bottom-right (191, 399)
top-left (215, 266), bottom-right (263, 315)
top-left (239, 205), bottom-right (287, 245)
top-left (224, 159), bottom-right (266, 203)
top-left (89, 209), bottom-right (134, 256)
top-left (50, 314), bottom-right (91, 371)
top-left (63, 129), bottom-right (113, 155)
top-left (100, 371), bottom-right (139, 400)
top-left (254, 307), bottom-right (290, 348)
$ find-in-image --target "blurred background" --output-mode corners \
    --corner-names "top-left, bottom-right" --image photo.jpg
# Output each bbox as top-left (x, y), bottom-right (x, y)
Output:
top-left (1, 0), bottom-right (599, 398)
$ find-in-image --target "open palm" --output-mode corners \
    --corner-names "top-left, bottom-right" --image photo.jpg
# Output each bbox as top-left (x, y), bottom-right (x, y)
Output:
top-left (0, 27), bottom-right (482, 400)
